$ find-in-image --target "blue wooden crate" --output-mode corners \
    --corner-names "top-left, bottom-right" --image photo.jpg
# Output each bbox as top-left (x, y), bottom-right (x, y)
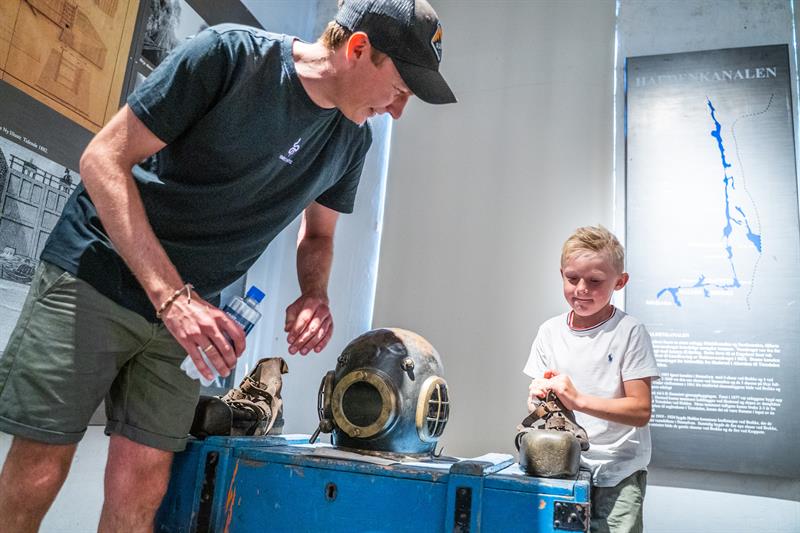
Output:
top-left (156, 435), bottom-right (590, 533)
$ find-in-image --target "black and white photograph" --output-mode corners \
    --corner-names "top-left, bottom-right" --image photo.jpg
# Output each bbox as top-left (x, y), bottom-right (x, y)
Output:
top-left (133, 0), bottom-right (208, 86)
top-left (0, 78), bottom-right (90, 360)
top-left (0, 134), bottom-right (80, 356)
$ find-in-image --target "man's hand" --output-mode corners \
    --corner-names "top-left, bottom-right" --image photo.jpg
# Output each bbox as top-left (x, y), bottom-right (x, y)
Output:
top-left (288, 202), bottom-right (338, 356)
top-left (161, 292), bottom-right (246, 381)
top-left (284, 292), bottom-right (333, 355)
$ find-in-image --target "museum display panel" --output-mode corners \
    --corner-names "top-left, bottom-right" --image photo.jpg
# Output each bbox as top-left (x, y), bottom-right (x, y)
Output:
top-left (625, 44), bottom-right (799, 477)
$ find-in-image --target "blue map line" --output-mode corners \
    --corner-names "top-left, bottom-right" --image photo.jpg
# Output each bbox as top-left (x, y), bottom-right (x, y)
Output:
top-left (732, 94), bottom-right (772, 307)
top-left (657, 98), bottom-right (762, 307)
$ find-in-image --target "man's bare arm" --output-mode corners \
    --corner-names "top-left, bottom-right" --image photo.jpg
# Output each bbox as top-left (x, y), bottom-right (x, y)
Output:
top-left (79, 105), bottom-right (244, 378)
top-left (284, 202), bottom-right (339, 355)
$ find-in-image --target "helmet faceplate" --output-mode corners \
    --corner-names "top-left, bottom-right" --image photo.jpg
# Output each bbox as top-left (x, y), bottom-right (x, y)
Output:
top-left (315, 328), bottom-right (449, 455)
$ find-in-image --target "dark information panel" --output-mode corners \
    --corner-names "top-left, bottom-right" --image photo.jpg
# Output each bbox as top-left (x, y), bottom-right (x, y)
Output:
top-left (625, 45), bottom-right (799, 477)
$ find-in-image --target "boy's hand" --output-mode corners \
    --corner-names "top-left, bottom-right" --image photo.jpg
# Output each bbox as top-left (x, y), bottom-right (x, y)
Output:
top-left (546, 373), bottom-right (582, 411)
top-left (527, 369), bottom-right (561, 411)
top-left (527, 379), bottom-right (547, 411)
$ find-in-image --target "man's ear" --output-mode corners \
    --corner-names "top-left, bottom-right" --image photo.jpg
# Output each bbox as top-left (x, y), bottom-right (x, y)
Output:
top-left (615, 272), bottom-right (630, 290)
top-left (346, 31), bottom-right (370, 61)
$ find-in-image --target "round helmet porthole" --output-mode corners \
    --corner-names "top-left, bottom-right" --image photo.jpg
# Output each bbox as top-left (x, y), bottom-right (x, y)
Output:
top-left (416, 376), bottom-right (450, 442)
top-left (331, 369), bottom-right (397, 439)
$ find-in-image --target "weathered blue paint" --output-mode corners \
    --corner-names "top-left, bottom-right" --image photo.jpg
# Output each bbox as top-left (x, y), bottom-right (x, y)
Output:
top-left (157, 436), bottom-right (591, 532)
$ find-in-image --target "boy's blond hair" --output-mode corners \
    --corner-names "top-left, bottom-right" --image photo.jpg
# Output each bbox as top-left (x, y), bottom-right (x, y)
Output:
top-left (561, 225), bottom-right (625, 273)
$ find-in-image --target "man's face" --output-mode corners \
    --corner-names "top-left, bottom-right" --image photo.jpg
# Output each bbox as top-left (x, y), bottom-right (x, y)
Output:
top-left (341, 51), bottom-right (413, 125)
top-left (561, 251), bottom-right (627, 326)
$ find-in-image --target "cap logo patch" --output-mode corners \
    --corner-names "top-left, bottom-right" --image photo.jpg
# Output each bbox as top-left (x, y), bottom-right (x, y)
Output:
top-left (430, 22), bottom-right (443, 62)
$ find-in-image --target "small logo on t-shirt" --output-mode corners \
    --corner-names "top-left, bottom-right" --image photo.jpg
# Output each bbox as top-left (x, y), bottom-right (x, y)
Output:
top-left (608, 353), bottom-right (614, 362)
top-left (279, 138), bottom-right (302, 164)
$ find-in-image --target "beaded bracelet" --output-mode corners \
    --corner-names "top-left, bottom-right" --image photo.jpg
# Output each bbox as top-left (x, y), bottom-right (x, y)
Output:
top-left (156, 283), bottom-right (194, 319)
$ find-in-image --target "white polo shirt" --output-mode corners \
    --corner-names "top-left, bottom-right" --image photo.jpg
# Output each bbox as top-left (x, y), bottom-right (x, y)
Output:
top-left (523, 307), bottom-right (660, 487)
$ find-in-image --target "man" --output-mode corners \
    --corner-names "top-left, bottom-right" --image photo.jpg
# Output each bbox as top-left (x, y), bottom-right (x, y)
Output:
top-left (60, 168), bottom-right (73, 192)
top-left (0, 1), bottom-right (455, 531)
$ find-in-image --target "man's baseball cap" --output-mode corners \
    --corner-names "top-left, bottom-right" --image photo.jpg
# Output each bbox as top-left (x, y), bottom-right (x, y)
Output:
top-left (335, 0), bottom-right (457, 105)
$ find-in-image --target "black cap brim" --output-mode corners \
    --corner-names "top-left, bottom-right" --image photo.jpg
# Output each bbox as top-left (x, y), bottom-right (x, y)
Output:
top-left (394, 59), bottom-right (457, 105)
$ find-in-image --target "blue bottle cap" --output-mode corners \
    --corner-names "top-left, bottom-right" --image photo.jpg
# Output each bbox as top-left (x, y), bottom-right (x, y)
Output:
top-left (245, 286), bottom-right (265, 304)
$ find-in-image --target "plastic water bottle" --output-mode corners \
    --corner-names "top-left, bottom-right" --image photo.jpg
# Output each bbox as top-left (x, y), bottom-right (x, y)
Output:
top-left (180, 285), bottom-right (265, 386)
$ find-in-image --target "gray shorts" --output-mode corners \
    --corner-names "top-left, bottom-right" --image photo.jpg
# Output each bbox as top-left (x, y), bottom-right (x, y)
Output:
top-left (591, 470), bottom-right (647, 533)
top-left (0, 262), bottom-right (200, 451)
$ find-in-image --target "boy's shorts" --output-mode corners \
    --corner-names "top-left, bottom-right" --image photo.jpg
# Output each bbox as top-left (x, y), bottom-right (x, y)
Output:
top-left (0, 262), bottom-right (200, 451)
top-left (591, 470), bottom-right (647, 533)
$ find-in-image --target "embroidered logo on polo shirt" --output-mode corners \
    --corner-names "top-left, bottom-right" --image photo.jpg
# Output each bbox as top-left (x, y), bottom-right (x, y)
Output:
top-left (279, 138), bottom-right (302, 164)
top-left (608, 354), bottom-right (614, 362)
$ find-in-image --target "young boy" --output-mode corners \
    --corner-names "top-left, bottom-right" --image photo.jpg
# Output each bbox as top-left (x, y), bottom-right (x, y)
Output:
top-left (523, 226), bottom-right (660, 533)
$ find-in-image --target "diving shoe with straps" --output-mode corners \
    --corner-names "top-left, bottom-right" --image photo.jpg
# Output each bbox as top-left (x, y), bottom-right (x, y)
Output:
top-left (190, 357), bottom-right (288, 438)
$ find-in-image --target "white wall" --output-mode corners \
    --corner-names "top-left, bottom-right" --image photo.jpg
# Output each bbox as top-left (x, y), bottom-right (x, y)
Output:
top-left (374, 0), bottom-right (616, 458)
top-left (373, 1), bottom-right (800, 532)
top-left (242, 0), bottom-right (320, 39)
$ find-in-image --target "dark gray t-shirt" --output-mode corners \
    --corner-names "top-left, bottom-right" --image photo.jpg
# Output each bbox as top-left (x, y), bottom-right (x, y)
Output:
top-left (41, 25), bottom-right (372, 321)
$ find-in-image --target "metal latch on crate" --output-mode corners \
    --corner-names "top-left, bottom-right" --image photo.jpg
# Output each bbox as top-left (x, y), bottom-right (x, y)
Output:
top-left (453, 486), bottom-right (472, 532)
top-left (553, 500), bottom-right (588, 531)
